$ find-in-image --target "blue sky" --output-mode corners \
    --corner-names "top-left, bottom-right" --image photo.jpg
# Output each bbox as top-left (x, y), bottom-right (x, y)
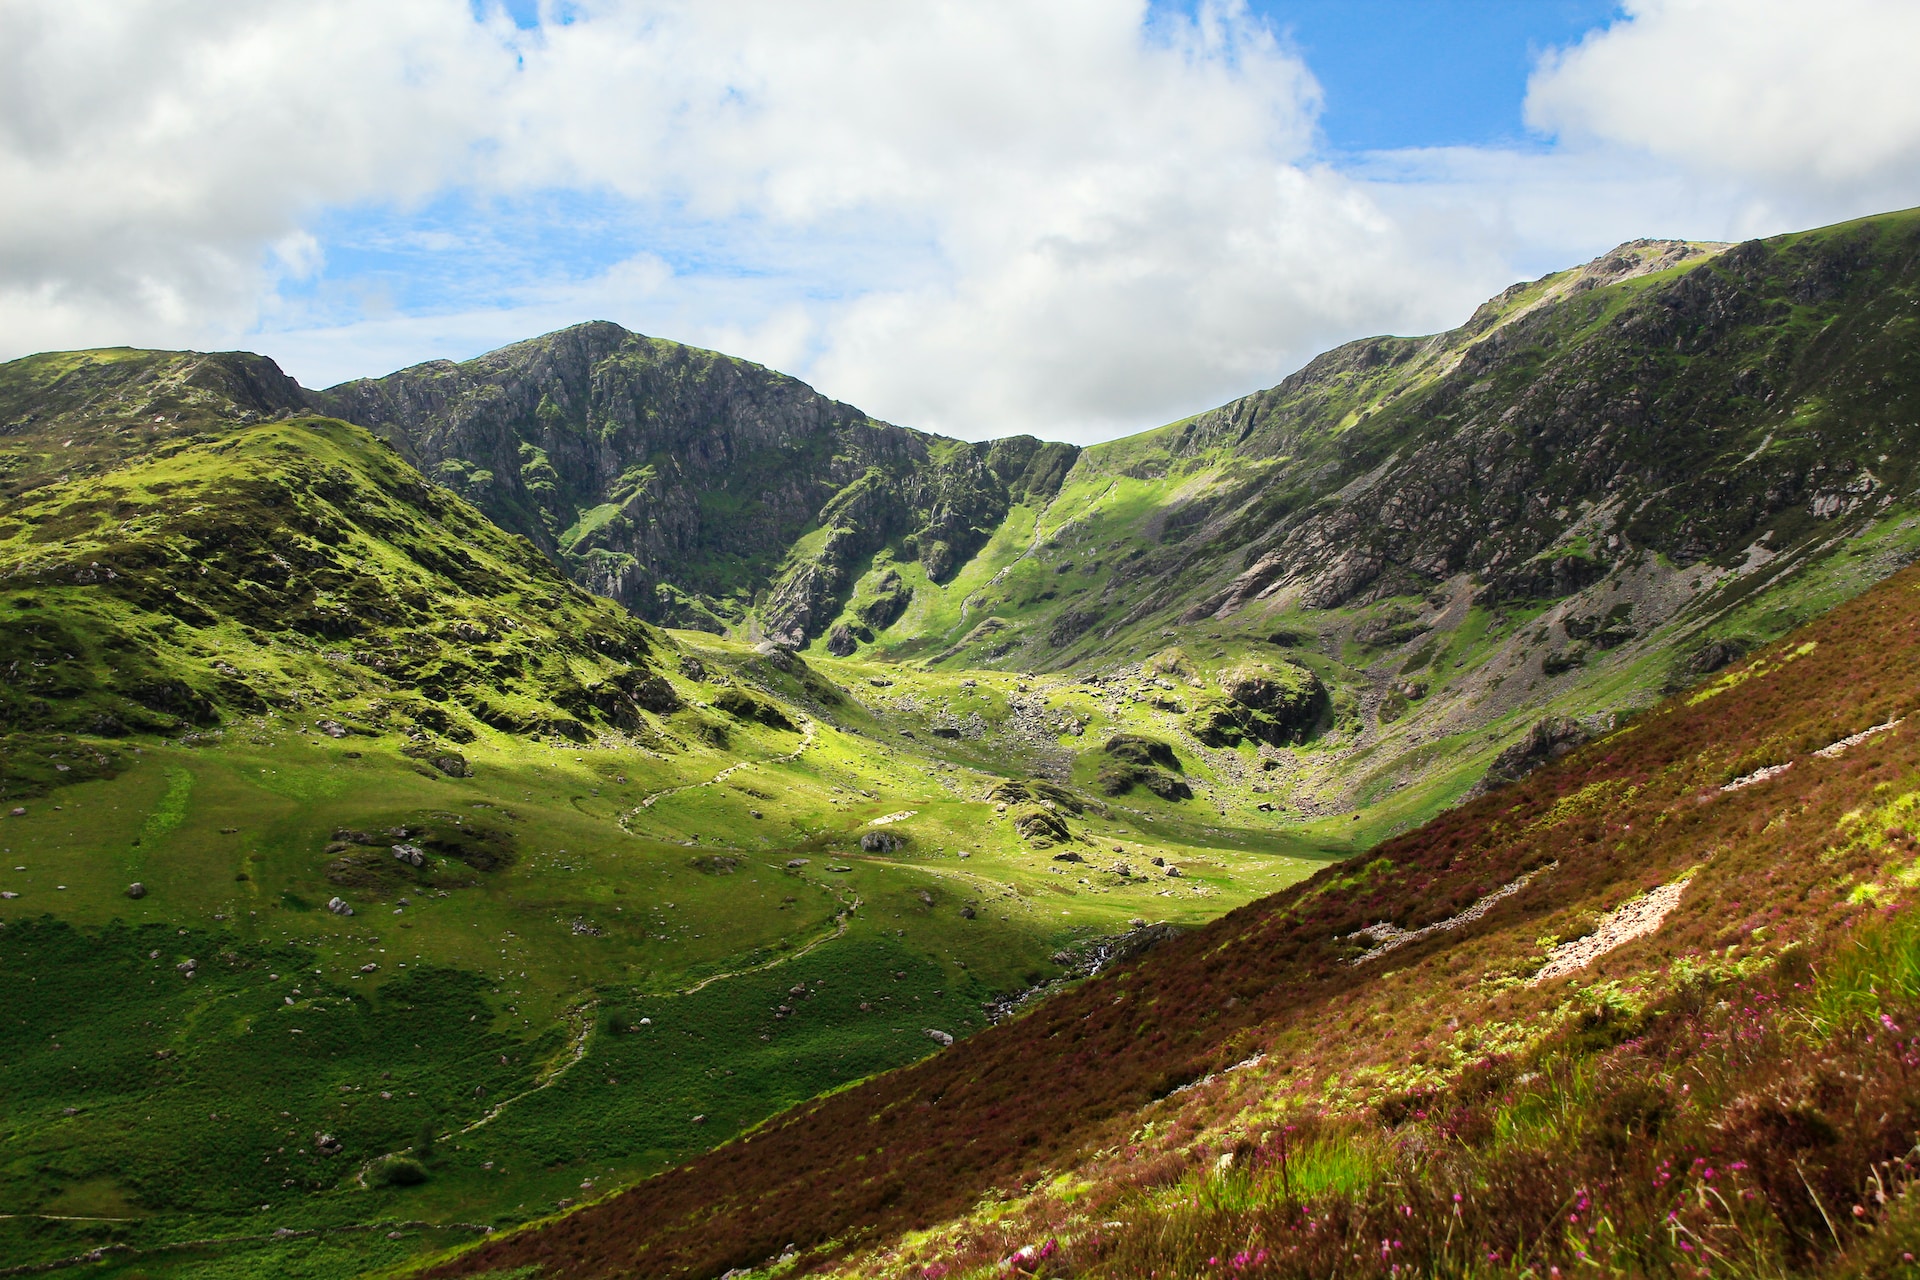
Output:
top-left (5, 1), bottom-right (1918, 442)
top-left (1249, 1), bottom-right (1623, 151)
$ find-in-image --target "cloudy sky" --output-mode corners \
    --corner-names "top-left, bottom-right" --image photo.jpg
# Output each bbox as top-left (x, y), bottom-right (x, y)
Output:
top-left (4, 0), bottom-right (1919, 442)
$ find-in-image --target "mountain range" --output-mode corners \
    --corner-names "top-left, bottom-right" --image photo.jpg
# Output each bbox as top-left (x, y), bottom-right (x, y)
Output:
top-left (4, 207), bottom-right (1920, 1278)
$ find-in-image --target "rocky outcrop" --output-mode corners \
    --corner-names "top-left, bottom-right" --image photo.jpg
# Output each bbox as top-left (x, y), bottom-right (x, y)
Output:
top-left (1468, 716), bottom-right (1592, 798)
top-left (1094, 735), bottom-right (1191, 800)
top-left (1187, 661), bottom-right (1327, 747)
top-left (1031, 222), bottom-right (1920, 666)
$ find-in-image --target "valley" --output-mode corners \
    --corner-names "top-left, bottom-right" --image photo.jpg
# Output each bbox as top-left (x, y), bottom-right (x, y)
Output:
top-left (4, 207), bottom-right (1920, 1277)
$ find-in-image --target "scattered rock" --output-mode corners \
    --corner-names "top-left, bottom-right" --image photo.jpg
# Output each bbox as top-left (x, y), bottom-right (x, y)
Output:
top-left (315, 719), bottom-right (349, 738)
top-left (125, 882), bottom-right (147, 899)
top-left (1051, 851), bottom-right (1084, 863)
top-left (314, 1132), bottom-right (343, 1155)
top-left (959, 904), bottom-right (976, 919)
top-left (326, 896), bottom-right (354, 916)
top-left (860, 830), bottom-right (902, 854)
top-left (391, 843), bottom-right (426, 867)
top-left (6, 806), bottom-right (23, 817)
top-left (786, 858), bottom-right (810, 868)
top-left (925, 1028), bottom-right (954, 1047)
top-left (1165, 865), bottom-right (1182, 878)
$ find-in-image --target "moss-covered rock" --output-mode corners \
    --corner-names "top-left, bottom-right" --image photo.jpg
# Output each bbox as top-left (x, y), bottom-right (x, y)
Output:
top-left (1094, 734), bottom-right (1192, 800)
top-left (1188, 661), bottom-right (1327, 747)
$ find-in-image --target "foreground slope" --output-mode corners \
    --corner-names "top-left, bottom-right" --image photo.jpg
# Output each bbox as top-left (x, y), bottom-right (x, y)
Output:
top-left (434, 560), bottom-right (1920, 1279)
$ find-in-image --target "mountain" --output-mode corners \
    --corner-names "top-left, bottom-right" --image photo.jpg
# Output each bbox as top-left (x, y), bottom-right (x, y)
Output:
top-left (0, 341), bottom-right (1331, 1277)
top-left (312, 323), bottom-right (1078, 638)
top-left (317, 213), bottom-right (1920, 834)
top-left (428, 554), bottom-right (1920, 1280)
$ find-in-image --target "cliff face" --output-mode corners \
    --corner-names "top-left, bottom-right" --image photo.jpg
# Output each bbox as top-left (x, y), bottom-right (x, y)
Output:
top-left (314, 322), bottom-right (1077, 638)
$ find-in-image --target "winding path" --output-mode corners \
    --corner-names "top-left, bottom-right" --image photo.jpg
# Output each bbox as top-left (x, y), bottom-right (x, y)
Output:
top-left (620, 715), bottom-right (816, 830)
top-left (670, 880), bottom-right (860, 997)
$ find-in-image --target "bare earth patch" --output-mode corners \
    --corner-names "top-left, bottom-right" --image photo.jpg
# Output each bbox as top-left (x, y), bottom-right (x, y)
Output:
top-left (1532, 878), bottom-right (1690, 985)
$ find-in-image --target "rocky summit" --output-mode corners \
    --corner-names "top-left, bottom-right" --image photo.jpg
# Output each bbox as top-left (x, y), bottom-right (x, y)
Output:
top-left (6, 207), bottom-right (1920, 1279)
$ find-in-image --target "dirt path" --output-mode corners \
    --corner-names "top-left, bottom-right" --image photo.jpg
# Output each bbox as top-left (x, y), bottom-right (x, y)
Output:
top-left (350, 998), bottom-right (599, 1190)
top-left (670, 880), bottom-right (860, 997)
top-left (621, 716), bottom-right (816, 829)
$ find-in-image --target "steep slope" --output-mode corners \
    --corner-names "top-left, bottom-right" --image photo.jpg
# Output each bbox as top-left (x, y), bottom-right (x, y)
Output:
top-left (313, 323), bottom-right (1077, 637)
top-left (821, 211), bottom-right (1920, 825)
top-left (0, 348), bottom-right (675, 770)
top-left (428, 552), bottom-right (1920, 1280)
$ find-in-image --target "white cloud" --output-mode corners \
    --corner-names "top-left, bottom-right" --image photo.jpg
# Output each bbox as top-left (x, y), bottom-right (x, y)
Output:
top-left (1525, 0), bottom-right (1920, 222)
top-left (0, 0), bottom-right (514, 353)
top-left (7, 0), bottom-right (1920, 442)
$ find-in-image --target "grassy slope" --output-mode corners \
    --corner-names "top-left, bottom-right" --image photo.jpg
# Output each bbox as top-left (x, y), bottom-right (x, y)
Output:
top-left (0, 357), bottom-right (1338, 1278)
top-left (430, 561), bottom-right (1920, 1280)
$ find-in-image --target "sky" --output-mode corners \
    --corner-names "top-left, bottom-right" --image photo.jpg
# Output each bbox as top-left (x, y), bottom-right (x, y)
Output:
top-left (4, 1), bottom-right (1920, 444)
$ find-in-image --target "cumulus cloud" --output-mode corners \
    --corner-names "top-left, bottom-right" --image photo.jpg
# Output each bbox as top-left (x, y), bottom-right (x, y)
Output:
top-left (478, 1), bottom-right (1499, 437)
top-left (0, 0), bottom-right (514, 352)
top-left (6, 0), bottom-right (1920, 442)
top-left (1525, 0), bottom-right (1920, 221)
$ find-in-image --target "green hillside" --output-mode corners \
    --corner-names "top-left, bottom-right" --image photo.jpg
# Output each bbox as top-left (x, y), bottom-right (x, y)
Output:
top-left (429, 533), bottom-right (1920, 1280)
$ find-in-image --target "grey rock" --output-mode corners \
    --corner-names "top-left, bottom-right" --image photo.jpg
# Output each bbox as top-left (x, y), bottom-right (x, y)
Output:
top-left (429, 753), bottom-right (470, 778)
top-left (125, 882), bottom-right (147, 899)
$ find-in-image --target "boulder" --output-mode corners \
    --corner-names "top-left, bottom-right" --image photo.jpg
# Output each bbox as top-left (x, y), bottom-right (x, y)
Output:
top-left (924, 1028), bottom-right (954, 1047)
top-left (125, 882), bottom-right (147, 899)
top-left (826, 624), bottom-right (858, 657)
top-left (860, 830), bottom-right (901, 854)
top-left (429, 753), bottom-right (470, 778)
top-left (326, 896), bottom-right (354, 916)
top-left (392, 844), bottom-right (426, 867)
